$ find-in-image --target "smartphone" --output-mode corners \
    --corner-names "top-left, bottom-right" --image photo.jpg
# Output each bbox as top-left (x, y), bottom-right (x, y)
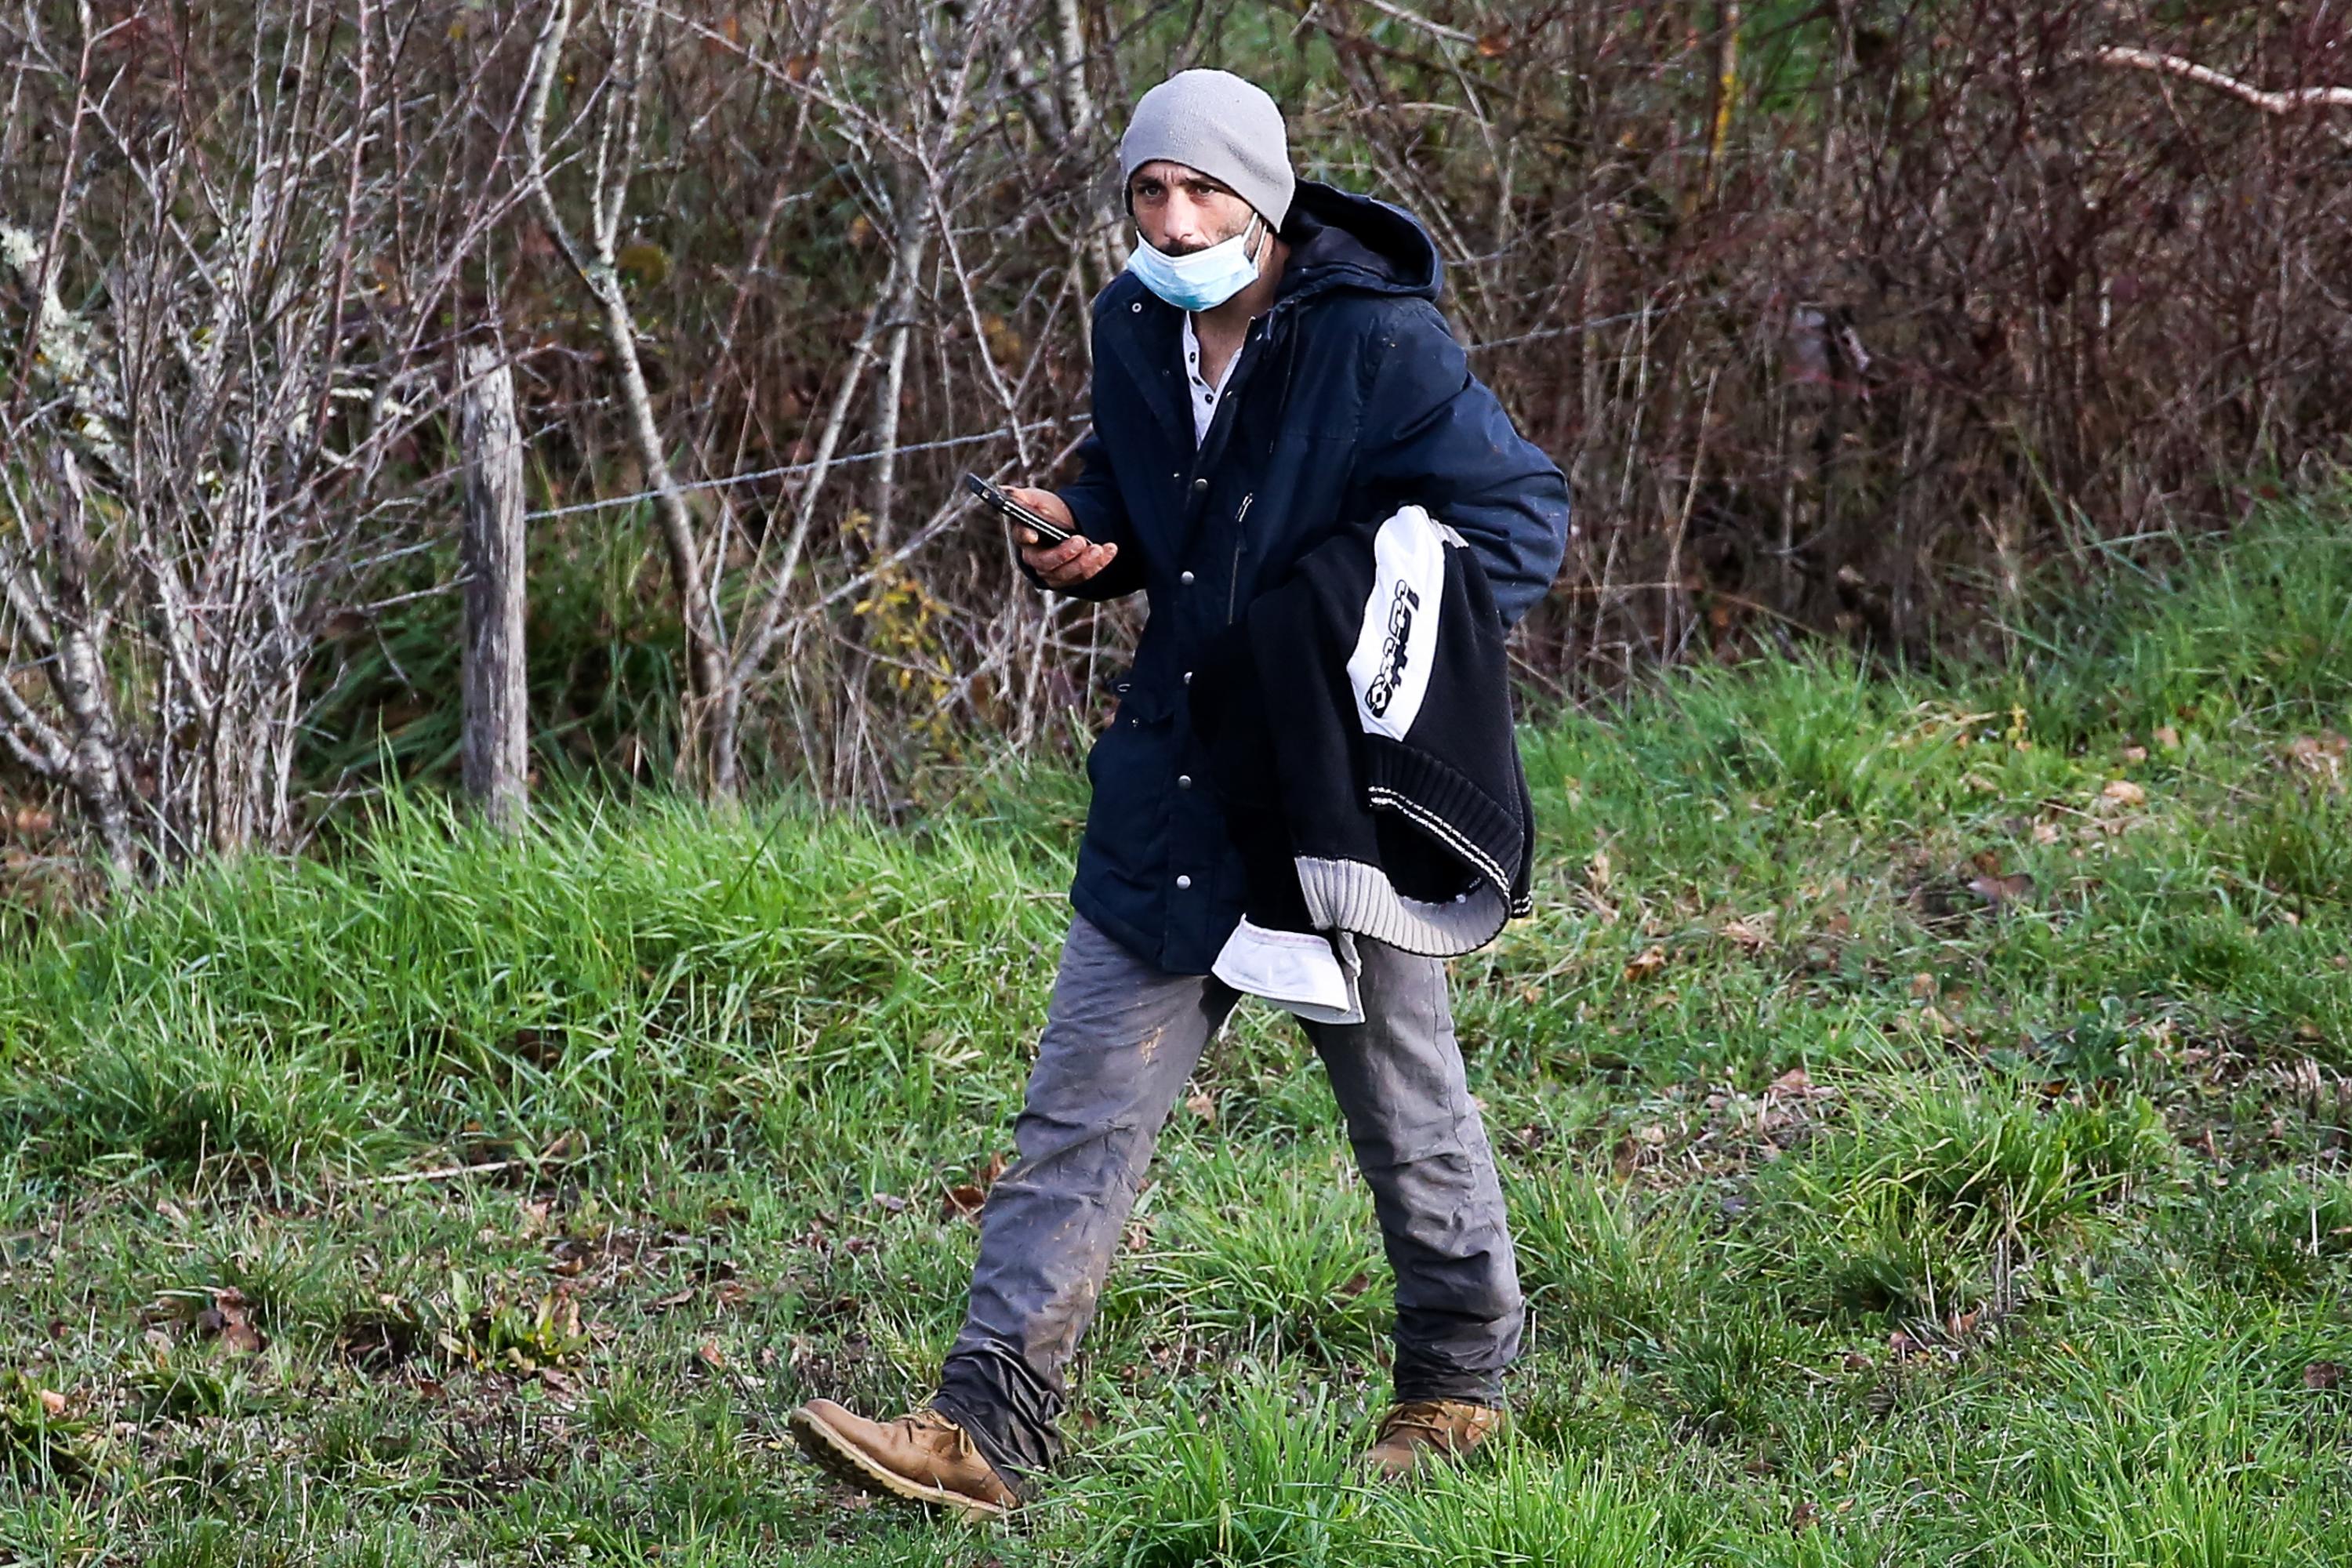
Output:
top-left (964, 471), bottom-right (1075, 546)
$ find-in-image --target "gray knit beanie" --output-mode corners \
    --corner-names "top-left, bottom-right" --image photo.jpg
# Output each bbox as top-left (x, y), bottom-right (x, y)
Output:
top-left (1119, 69), bottom-right (1295, 229)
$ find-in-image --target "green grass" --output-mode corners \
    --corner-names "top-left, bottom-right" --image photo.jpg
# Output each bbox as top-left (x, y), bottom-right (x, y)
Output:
top-left (5, 494), bottom-right (2352, 1563)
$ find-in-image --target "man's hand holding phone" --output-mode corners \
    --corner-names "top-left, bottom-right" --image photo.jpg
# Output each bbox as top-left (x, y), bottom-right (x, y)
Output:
top-left (1004, 488), bottom-right (1120, 589)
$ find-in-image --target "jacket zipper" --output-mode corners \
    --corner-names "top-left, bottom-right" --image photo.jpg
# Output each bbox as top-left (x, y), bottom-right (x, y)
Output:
top-left (1227, 492), bottom-right (1254, 623)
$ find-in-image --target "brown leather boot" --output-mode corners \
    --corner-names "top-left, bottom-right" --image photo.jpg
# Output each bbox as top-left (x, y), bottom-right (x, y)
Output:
top-left (786, 1399), bottom-right (1022, 1519)
top-left (1362, 1398), bottom-right (1506, 1480)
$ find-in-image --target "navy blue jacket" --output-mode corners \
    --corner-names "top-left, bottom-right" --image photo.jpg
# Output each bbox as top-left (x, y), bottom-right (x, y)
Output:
top-left (1042, 181), bottom-right (1572, 975)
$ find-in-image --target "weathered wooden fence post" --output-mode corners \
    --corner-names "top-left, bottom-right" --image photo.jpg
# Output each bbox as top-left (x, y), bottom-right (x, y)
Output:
top-left (458, 338), bottom-right (528, 829)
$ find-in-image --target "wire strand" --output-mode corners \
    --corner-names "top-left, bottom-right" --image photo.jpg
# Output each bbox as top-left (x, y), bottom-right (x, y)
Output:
top-left (521, 416), bottom-right (1075, 521)
top-left (517, 300), bottom-right (1704, 521)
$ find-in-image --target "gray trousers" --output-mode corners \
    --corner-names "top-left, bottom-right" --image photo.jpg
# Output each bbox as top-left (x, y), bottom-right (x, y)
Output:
top-left (931, 913), bottom-right (1523, 1491)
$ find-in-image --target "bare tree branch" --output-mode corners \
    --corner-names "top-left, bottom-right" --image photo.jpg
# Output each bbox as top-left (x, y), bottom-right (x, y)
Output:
top-left (2068, 45), bottom-right (2352, 114)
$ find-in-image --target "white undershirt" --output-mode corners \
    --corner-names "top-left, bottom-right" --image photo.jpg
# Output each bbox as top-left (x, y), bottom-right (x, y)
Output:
top-left (1180, 314), bottom-right (1238, 446)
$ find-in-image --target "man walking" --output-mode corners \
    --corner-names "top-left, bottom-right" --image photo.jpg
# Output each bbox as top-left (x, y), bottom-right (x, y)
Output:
top-left (789, 67), bottom-right (1572, 1518)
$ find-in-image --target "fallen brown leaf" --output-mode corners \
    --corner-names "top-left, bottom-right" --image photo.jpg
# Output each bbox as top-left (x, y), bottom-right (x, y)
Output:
top-left (1968, 871), bottom-right (2035, 907)
top-left (941, 1183), bottom-right (987, 1221)
top-left (2100, 779), bottom-right (2147, 808)
top-left (649, 1287), bottom-right (695, 1312)
top-left (196, 1287), bottom-right (265, 1356)
top-left (2307, 1361), bottom-right (2343, 1391)
top-left (2285, 733), bottom-right (2350, 782)
top-left (1185, 1091), bottom-right (1217, 1123)
top-left (1623, 944), bottom-right (1668, 982)
top-left (1769, 1066), bottom-right (1833, 1100)
top-left (2154, 724), bottom-right (2181, 750)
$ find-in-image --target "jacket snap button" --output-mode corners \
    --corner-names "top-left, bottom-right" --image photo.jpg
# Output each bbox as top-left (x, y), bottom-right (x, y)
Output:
top-left (1177, 774), bottom-right (1192, 789)
top-left (1131, 301), bottom-right (1142, 313)
top-left (1179, 570), bottom-right (1195, 585)
top-left (1175, 874), bottom-right (1192, 890)
top-left (1192, 477), bottom-right (1208, 493)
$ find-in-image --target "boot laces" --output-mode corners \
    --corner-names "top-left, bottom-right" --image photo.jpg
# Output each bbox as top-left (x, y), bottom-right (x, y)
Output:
top-left (906, 1407), bottom-right (975, 1456)
top-left (1378, 1399), bottom-right (1475, 1442)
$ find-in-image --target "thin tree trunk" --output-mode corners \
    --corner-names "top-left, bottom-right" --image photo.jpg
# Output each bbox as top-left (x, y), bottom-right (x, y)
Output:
top-left (459, 338), bottom-right (529, 830)
top-left (45, 450), bottom-right (132, 877)
top-left (521, 0), bottom-right (727, 795)
top-left (869, 193), bottom-right (928, 550)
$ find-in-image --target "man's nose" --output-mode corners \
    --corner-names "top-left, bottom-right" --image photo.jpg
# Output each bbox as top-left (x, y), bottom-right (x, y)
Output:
top-left (1165, 194), bottom-right (1210, 248)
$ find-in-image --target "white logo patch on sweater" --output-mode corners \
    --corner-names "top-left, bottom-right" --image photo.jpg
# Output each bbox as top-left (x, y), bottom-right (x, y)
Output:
top-left (1348, 506), bottom-right (1448, 740)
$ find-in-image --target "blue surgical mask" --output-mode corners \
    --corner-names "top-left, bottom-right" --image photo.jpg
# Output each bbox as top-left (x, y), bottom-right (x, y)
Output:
top-left (1124, 213), bottom-right (1267, 312)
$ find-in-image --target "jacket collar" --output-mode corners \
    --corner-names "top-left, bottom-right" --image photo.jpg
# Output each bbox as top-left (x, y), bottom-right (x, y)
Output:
top-left (1095, 183), bottom-right (1445, 459)
top-left (1102, 285), bottom-right (1195, 455)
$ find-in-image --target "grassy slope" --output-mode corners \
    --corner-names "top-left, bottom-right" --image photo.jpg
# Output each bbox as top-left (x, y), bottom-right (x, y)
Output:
top-left (4, 498), bottom-right (2352, 1564)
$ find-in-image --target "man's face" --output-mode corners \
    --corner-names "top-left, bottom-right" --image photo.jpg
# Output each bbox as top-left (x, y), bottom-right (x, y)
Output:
top-left (1127, 160), bottom-right (1260, 256)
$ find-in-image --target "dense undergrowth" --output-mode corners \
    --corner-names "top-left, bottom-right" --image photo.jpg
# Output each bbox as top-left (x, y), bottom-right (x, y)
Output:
top-left (3, 496), bottom-right (2351, 1563)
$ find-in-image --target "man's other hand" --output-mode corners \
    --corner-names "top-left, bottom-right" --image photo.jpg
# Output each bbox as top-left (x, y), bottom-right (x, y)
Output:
top-left (1011, 488), bottom-right (1120, 589)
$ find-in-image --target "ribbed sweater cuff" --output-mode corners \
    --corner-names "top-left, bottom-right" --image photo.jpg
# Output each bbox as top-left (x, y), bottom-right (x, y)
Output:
top-left (1360, 739), bottom-right (1525, 898)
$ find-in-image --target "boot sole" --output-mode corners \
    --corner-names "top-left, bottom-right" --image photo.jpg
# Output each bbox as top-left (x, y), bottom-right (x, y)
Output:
top-left (786, 1406), bottom-right (1012, 1521)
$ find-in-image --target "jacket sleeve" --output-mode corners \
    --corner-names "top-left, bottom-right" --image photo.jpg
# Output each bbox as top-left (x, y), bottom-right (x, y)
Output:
top-left (1013, 425), bottom-right (1149, 602)
top-left (1354, 301), bottom-right (1573, 629)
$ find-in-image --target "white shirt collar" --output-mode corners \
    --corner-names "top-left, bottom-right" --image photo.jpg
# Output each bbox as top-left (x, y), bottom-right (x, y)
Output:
top-left (1180, 314), bottom-right (1239, 446)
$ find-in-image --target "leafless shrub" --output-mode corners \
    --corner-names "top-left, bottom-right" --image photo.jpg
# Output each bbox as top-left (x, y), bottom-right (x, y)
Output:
top-left (2, 0), bottom-right (2349, 873)
top-left (1, 1), bottom-right (520, 873)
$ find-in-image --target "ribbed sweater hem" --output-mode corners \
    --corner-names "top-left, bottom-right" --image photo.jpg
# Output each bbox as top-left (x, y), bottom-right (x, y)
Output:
top-left (1294, 856), bottom-right (1507, 957)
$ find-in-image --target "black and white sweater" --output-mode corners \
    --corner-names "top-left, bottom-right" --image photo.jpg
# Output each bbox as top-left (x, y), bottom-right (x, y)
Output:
top-left (1190, 505), bottom-right (1535, 1023)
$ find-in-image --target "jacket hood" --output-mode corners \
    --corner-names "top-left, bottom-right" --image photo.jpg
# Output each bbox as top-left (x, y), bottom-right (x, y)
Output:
top-left (1272, 182), bottom-right (1443, 307)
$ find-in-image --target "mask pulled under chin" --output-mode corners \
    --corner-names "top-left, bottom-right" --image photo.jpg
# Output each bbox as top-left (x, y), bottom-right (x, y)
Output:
top-left (1123, 215), bottom-right (1265, 313)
